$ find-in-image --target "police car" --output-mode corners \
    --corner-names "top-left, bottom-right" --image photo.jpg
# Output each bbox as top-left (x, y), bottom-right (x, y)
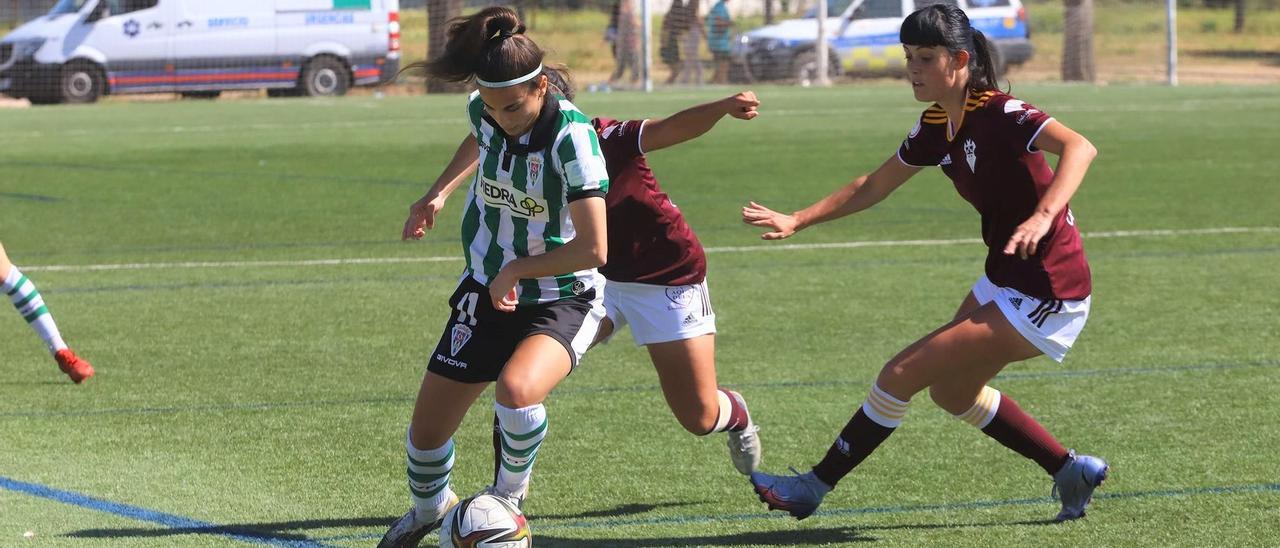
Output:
top-left (732, 0), bottom-right (1032, 85)
top-left (0, 0), bottom-right (401, 104)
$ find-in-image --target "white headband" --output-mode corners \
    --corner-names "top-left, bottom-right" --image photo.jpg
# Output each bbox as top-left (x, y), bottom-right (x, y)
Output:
top-left (476, 65), bottom-right (543, 88)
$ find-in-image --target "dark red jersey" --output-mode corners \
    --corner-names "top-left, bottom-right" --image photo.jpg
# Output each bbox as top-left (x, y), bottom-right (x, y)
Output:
top-left (591, 117), bottom-right (707, 286)
top-left (897, 90), bottom-right (1091, 300)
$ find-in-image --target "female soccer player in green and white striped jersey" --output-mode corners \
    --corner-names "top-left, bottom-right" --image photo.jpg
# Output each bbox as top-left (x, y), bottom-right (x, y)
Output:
top-left (378, 7), bottom-right (609, 547)
top-left (1, 241), bottom-right (94, 383)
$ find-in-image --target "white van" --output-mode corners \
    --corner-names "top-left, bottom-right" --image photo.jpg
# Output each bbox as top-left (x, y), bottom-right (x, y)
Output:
top-left (0, 0), bottom-right (401, 104)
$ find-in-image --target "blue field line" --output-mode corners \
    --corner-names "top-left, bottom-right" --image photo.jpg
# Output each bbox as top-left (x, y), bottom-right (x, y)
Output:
top-left (0, 191), bottom-right (61, 202)
top-left (2, 360), bottom-right (1277, 420)
top-left (311, 481), bottom-right (1280, 543)
top-left (0, 476), bottom-right (331, 547)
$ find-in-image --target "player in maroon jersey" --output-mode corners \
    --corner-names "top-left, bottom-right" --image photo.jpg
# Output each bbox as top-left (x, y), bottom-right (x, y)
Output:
top-left (588, 90), bottom-right (765, 476)
top-left (414, 66), bottom-right (767, 478)
top-left (743, 4), bottom-right (1108, 522)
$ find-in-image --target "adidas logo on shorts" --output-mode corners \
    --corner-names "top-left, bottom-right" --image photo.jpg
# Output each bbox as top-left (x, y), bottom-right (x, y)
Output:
top-left (1008, 297), bottom-right (1024, 310)
top-left (682, 313), bottom-right (698, 327)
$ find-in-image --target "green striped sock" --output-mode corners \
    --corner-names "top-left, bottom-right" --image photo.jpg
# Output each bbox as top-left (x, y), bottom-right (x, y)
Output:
top-left (406, 430), bottom-right (454, 519)
top-left (3, 266), bottom-right (66, 354)
top-left (495, 402), bottom-right (547, 497)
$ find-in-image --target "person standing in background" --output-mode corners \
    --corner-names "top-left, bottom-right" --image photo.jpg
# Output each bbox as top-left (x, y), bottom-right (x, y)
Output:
top-left (660, 0), bottom-right (689, 84)
top-left (706, 0), bottom-right (732, 83)
top-left (610, 0), bottom-right (643, 87)
top-left (679, 0), bottom-right (705, 84)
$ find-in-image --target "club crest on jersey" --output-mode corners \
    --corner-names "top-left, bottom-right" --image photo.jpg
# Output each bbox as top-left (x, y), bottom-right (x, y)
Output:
top-left (450, 324), bottom-right (472, 356)
top-left (481, 177), bottom-right (549, 221)
top-left (665, 285), bottom-right (697, 309)
top-left (527, 155), bottom-right (543, 184)
top-left (571, 280), bottom-right (587, 295)
top-left (964, 139), bottom-right (977, 173)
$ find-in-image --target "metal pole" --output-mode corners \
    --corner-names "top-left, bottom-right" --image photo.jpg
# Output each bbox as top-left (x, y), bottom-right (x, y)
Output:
top-left (642, 0), bottom-right (653, 92)
top-left (815, 0), bottom-right (830, 86)
top-left (1166, 0), bottom-right (1177, 86)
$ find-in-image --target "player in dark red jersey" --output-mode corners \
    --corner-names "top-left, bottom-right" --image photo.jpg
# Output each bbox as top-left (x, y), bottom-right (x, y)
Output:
top-left (413, 68), bottom-right (766, 478)
top-left (743, 3), bottom-right (1108, 522)
top-left (588, 90), bottom-right (765, 476)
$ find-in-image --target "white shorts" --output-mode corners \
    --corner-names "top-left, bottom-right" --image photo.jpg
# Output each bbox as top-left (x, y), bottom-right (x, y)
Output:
top-left (602, 278), bottom-right (717, 346)
top-left (971, 275), bottom-right (1090, 363)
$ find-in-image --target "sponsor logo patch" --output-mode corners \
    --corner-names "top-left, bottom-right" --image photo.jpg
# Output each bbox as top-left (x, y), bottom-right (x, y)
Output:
top-left (571, 280), bottom-right (587, 295)
top-left (450, 324), bottom-right (472, 356)
top-left (481, 177), bottom-right (549, 221)
top-left (435, 353), bottom-right (468, 369)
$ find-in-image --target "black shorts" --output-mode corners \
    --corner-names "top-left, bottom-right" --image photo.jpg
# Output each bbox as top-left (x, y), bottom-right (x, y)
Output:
top-left (426, 276), bottom-right (605, 384)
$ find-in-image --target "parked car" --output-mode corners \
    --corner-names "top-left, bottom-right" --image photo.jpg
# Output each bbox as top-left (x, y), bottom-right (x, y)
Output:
top-left (732, 0), bottom-right (1032, 85)
top-left (0, 0), bottom-right (401, 104)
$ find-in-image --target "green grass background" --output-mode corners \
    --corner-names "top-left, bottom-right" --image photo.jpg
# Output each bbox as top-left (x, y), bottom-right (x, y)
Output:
top-left (1, 84), bottom-right (1278, 546)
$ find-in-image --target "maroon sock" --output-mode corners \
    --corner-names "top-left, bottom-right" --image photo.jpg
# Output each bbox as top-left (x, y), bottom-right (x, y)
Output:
top-left (715, 389), bottom-right (751, 433)
top-left (810, 408), bottom-right (896, 488)
top-left (980, 394), bottom-right (1070, 475)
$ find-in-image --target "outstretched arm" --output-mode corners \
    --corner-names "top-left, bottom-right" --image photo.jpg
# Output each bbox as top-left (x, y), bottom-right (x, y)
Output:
top-left (639, 91), bottom-right (760, 153)
top-left (1003, 121), bottom-right (1098, 259)
top-left (403, 134), bottom-right (480, 240)
top-left (743, 154), bottom-right (921, 240)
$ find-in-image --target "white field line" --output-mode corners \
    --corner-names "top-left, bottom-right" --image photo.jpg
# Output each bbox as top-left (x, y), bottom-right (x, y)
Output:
top-left (23, 226), bottom-right (1279, 274)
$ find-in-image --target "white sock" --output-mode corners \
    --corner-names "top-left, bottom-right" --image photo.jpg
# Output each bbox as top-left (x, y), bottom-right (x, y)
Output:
top-left (406, 429), bottom-right (454, 520)
top-left (861, 383), bottom-right (910, 428)
top-left (494, 402), bottom-right (547, 498)
top-left (3, 266), bottom-right (66, 354)
top-left (955, 386), bottom-right (1002, 429)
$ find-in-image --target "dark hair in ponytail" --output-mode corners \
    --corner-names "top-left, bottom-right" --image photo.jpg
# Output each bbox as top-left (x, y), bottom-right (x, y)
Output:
top-left (542, 64), bottom-right (575, 101)
top-left (411, 6), bottom-right (547, 88)
top-left (900, 3), bottom-right (1000, 91)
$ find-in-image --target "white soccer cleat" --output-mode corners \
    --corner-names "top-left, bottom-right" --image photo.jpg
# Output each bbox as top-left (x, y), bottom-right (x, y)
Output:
top-left (727, 422), bottom-right (762, 475)
top-left (377, 489), bottom-right (459, 548)
top-left (481, 483), bottom-right (528, 511)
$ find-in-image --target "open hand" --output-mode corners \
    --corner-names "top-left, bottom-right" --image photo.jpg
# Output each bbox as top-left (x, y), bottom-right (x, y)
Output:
top-left (742, 201), bottom-right (799, 240)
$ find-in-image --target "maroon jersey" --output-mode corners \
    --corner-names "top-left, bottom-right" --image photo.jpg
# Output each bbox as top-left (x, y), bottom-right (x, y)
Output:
top-left (897, 90), bottom-right (1091, 300)
top-left (591, 117), bottom-right (707, 286)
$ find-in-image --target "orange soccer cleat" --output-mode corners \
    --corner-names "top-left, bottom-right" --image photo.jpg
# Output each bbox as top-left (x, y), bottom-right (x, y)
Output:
top-left (54, 349), bottom-right (95, 384)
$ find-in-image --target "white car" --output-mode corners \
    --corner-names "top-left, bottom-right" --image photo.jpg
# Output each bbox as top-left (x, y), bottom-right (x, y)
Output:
top-left (0, 0), bottom-right (401, 104)
top-left (733, 0), bottom-right (1033, 85)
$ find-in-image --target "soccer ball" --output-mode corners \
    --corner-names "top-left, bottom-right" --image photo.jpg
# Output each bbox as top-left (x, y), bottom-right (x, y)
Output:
top-left (439, 493), bottom-right (532, 548)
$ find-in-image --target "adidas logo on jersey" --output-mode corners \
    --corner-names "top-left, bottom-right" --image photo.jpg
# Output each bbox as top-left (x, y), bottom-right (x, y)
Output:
top-left (1008, 297), bottom-right (1024, 310)
top-left (940, 154), bottom-right (952, 166)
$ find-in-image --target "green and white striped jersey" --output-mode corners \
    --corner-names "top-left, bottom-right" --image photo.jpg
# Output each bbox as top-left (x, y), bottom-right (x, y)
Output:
top-left (459, 90), bottom-right (610, 305)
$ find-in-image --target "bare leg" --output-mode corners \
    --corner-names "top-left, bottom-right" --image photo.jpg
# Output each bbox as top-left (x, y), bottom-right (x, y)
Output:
top-left (646, 334), bottom-right (720, 434)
